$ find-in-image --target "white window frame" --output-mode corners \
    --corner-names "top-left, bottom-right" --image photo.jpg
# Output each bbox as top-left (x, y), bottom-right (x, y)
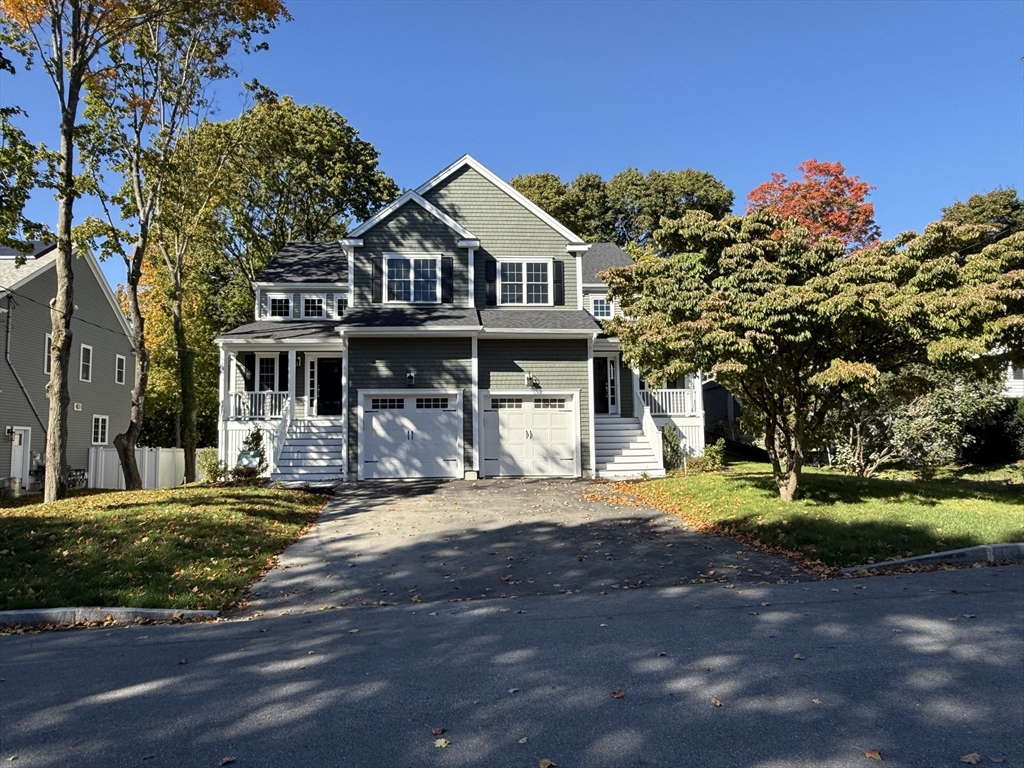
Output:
top-left (591, 295), bottom-right (613, 319)
top-left (80, 344), bottom-right (93, 382)
top-left (384, 253), bottom-right (442, 305)
top-left (44, 333), bottom-right (52, 375)
top-left (268, 293), bottom-right (292, 319)
top-left (497, 257), bottom-right (553, 306)
top-left (336, 295), bottom-right (348, 315)
top-left (301, 294), bottom-right (326, 319)
top-left (257, 355), bottom-right (277, 392)
top-left (91, 414), bottom-right (109, 445)
top-left (115, 354), bottom-right (126, 385)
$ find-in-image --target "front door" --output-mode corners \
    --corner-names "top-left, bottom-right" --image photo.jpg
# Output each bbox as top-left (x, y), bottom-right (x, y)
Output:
top-left (317, 358), bottom-right (344, 416)
top-left (593, 357), bottom-right (618, 415)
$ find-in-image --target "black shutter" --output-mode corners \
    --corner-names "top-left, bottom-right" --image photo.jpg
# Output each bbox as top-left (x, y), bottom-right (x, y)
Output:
top-left (441, 256), bottom-right (454, 304)
top-left (242, 353), bottom-right (256, 393)
top-left (371, 256), bottom-right (383, 303)
top-left (553, 260), bottom-right (565, 306)
top-left (278, 352), bottom-right (288, 391)
top-left (485, 258), bottom-right (497, 306)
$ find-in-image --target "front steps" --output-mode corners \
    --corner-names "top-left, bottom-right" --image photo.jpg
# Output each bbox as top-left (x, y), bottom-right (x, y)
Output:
top-left (271, 419), bottom-right (346, 483)
top-left (594, 414), bottom-right (665, 479)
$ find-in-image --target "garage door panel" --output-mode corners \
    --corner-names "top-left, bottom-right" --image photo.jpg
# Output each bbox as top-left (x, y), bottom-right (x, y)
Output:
top-left (483, 395), bottom-right (576, 477)
top-left (362, 393), bottom-right (461, 479)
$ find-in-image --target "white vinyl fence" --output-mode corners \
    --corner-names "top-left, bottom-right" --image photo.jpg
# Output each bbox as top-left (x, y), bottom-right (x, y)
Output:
top-left (87, 447), bottom-right (205, 490)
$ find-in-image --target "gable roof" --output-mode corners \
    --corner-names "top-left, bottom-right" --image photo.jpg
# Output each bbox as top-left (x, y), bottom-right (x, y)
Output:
top-left (415, 155), bottom-right (584, 244)
top-left (255, 241), bottom-right (348, 284)
top-left (581, 242), bottom-right (633, 284)
top-left (347, 190), bottom-right (479, 241)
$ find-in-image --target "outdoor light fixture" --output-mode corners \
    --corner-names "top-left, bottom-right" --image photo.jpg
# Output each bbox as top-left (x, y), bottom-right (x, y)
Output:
top-left (525, 372), bottom-right (539, 388)
top-left (406, 372), bottom-right (415, 386)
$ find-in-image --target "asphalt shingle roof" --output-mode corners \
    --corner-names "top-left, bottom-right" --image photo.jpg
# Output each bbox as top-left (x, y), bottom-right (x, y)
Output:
top-left (581, 242), bottom-right (633, 284)
top-left (256, 242), bottom-right (348, 284)
top-left (342, 307), bottom-right (480, 328)
top-left (219, 320), bottom-right (345, 341)
top-left (478, 309), bottom-right (600, 332)
top-left (0, 242), bottom-right (57, 291)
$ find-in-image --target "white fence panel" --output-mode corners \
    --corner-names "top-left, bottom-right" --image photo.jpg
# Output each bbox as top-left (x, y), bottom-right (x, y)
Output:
top-left (88, 447), bottom-right (199, 490)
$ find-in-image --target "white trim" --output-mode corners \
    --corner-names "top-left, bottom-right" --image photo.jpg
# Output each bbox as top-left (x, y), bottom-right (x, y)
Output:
top-left (91, 414), bottom-right (109, 445)
top-left (471, 336), bottom-right (479, 472)
top-left (300, 293), bottom-right (327, 319)
top-left (497, 257), bottom-right (554, 307)
top-left (287, 349), bottom-right (297, 422)
top-left (218, 347), bottom-right (229, 463)
top-left (458, 239), bottom-right (480, 249)
top-left (266, 293), bottom-right (292, 320)
top-left (587, 337), bottom-right (595, 477)
top-left (339, 238), bottom-right (363, 247)
top-left (79, 343), bottom-right (93, 382)
top-left (253, 281), bottom-right (349, 289)
top-left (348, 190), bottom-right (479, 240)
top-left (114, 354), bottom-right (126, 385)
top-left (575, 254), bottom-right (584, 310)
top-left (414, 155), bottom-right (584, 244)
top-left (467, 248), bottom-right (475, 308)
top-left (254, 288), bottom-right (260, 321)
top-left (566, 243), bottom-right (592, 253)
top-left (479, 388), bottom-right (581, 478)
top-left (591, 295), bottom-right (614, 319)
top-left (346, 245), bottom-right (355, 308)
top-left (44, 332), bottom-right (52, 375)
top-left (342, 341), bottom-right (349, 479)
top-left (383, 253), bottom-right (442, 305)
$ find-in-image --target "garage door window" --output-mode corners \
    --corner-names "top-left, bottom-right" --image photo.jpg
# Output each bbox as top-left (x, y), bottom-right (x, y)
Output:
top-left (416, 397), bottom-right (449, 409)
top-left (491, 398), bottom-right (523, 409)
top-left (534, 398), bottom-right (566, 409)
top-left (371, 398), bottom-right (404, 410)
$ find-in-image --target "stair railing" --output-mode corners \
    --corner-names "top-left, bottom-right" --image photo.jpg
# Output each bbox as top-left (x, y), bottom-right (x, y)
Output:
top-left (270, 395), bottom-right (291, 475)
top-left (634, 377), bottom-right (663, 469)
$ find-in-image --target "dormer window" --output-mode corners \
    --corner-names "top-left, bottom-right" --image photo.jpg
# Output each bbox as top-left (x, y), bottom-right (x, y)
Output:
top-left (269, 295), bottom-right (291, 318)
top-left (302, 295), bottom-right (325, 318)
top-left (591, 296), bottom-right (613, 318)
top-left (386, 255), bottom-right (440, 304)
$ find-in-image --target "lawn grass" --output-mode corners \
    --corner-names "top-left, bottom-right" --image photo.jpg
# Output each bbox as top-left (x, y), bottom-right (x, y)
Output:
top-left (617, 461), bottom-right (1024, 569)
top-left (0, 484), bottom-right (327, 612)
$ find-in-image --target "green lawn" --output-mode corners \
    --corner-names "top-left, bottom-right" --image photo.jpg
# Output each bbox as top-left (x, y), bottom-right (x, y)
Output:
top-left (617, 462), bottom-right (1024, 569)
top-left (0, 485), bottom-right (327, 612)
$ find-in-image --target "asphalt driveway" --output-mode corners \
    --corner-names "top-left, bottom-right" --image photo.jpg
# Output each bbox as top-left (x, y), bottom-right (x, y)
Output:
top-left (238, 478), bottom-right (806, 618)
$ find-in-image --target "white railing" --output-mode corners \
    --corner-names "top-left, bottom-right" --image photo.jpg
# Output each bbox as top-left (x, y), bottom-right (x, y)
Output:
top-left (640, 388), bottom-right (698, 416)
top-left (271, 395), bottom-right (292, 475)
top-left (634, 377), bottom-right (664, 469)
top-left (230, 391), bottom-right (287, 419)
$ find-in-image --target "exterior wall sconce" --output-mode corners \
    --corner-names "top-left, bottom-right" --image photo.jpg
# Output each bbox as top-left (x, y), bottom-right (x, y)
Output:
top-left (525, 372), bottom-right (540, 388)
top-left (406, 372), bottom-right (415, 387)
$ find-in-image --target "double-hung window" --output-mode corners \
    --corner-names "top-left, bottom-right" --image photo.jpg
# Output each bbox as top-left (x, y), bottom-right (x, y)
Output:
top-left (386, 255), bottom-right (439, 303)
top-left (115, 354), bottom-right (126, 385)
top-left (258, 357), bottom-right (276, 391)
top-left (302, 295), bottom-right (325, 318)
top-left (92, 415), bottom-right (109, 445)
top-left (499, 259), bottom-right (550, 305)
top-left (269, 295), bottom-right (291, 318)
top-left (80, 344), bottom-right (93, 382)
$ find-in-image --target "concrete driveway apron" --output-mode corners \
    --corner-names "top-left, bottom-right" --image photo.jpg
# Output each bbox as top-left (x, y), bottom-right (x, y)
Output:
top-left (237, 478), bottom-right (806, 617)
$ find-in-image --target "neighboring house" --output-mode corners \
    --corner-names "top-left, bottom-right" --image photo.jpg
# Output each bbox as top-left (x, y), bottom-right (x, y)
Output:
top-left (215, 155), bottom-right (705, 482)
top-left (1003, 362), bottom-right (1023, 399)
top-left (0, 242), bottom-right (135, 491)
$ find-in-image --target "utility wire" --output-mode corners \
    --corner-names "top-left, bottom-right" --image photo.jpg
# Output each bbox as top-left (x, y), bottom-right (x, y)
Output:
top-left (0, 283), bottom-right (133, 340)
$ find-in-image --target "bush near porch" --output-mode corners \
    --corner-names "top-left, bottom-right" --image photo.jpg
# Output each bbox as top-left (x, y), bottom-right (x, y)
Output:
top-left (616, 462), bottom-right (1024, 569)
top-left (0, 485), bottom-right (327, 612)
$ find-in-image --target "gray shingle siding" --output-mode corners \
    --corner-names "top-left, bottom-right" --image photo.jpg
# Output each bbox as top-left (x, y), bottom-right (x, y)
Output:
top-left (421, 166), bottom-right (577, 309)
top-left (353, 206), bottom-right (468, 308)
top-left (0, 258), bottom-right (134, 480)
top-left (346, 338), bottom-right (473, 475)
top-left (479, 339), bottom-right (591, 471)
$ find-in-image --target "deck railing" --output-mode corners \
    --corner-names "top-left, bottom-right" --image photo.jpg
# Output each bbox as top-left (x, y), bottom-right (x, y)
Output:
top-left (640, 388), bottom-right (698, 416)
top-left (633, 377), bottom-right (664, 469)
top-left (230, 391), bottom-right (287, 419)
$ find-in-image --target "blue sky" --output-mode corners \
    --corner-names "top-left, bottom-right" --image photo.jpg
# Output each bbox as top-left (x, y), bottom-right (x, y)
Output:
top-left (2, 0), bottom-right (1022, 290)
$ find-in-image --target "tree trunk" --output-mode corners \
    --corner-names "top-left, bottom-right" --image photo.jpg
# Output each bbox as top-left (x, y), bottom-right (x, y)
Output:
top-left (172, 278), bottom-right (197, 482)
top-left (113, 250), bottom-right (149, 490)
top-left (764, 419), bottom-right (804, 502)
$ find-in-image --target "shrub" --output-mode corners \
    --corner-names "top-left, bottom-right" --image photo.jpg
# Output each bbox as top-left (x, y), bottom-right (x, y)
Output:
top-left (703, 438), bottom-right (726, 471)
top-left (237, 427), bottom-right (268, 477)
top-left (662, 424), bottom-right (683, 470)
top-left (965, 397), bottom-right (1024, 464)
top-left (196, 447), bottom-right (228, 483)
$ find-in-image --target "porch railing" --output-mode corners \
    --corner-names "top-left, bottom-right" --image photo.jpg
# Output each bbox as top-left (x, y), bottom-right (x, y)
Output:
top-left (640, 388), bottom-right (698, 416)
top-left (230, 391), bottom-right (287, 419)
top-left (270, 395), bottom-right (292, 474)
top-left (634, 376), bottom-right (664, 469)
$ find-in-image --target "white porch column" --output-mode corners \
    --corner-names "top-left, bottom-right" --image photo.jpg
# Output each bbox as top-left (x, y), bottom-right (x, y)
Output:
top-left (467, 247), bottom-right (476, 308)
top-left (471, 335), bottom-right (480, 476)
top-left (341, 339), bottom-right (349, 480)
top-left (218, 346), bottom-right (229, 463)
top-left (287, 348), bottom-right (297, 421)
top-left (587, 335), bottom-right (596, 477)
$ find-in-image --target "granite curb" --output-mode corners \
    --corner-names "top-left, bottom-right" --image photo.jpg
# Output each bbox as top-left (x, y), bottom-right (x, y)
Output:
top-left (0, 607), bottom-right (218, 628)
top-left (842, 542), bottom-right (1024, 574)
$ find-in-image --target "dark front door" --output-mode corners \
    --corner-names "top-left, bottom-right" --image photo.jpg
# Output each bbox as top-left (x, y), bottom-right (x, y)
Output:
top-left (317, 358), bottom-right (344, 416)
top-left (593, 358), bottom-right (609, 414)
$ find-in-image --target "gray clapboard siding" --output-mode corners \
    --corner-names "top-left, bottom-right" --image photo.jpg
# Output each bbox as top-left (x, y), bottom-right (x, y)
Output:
top-left (346, 338), bottom-right (473, 474)
top-left (478, 339), bottom-right (591, 471)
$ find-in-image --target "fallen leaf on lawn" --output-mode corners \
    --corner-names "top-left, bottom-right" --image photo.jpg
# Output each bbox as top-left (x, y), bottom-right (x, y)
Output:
top-left (658, 652), bottom-right (667, 657)
top-left (990, 757), bottom-right (1004, 763)
top-left (219, 759), bottom-right (236, 766)
top-left (812, 699), bottom-right (822, 705)
top-left (518, 737), bottom-right (528, 744)
top-left (431, 727), bottom-right (445, 736)
top-left (539, 760), bottom-right (557, 768)
top-left (434, 738), bottom-right (449, 749)
top-left (508, 688), bottom-right (519, 694)
top-left (794, 654), bottom-right (805, 660)
top-left (349, 629), bottom-right (359, 634)
top-left (960, 754), bottom-right (981, 765)
top-left (710, 697), bottom-right (722, 707)
top-left (864, 749), bottom-right (882, 760)
top-left (610, 688), bottom-right (625, 699)
top-left (178, 659), bottom-right (188, 665)
top-left (962, 614), bottom-right (976, 618)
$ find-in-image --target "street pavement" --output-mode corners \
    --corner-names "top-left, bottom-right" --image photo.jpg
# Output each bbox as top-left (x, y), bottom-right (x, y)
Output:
top-left (2, 565), bottom-right (1022, 768)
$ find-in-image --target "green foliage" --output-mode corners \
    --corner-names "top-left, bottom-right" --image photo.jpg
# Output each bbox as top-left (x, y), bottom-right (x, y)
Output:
top-left (662, 424), bottom-right (682, 470)
top-left (703, 438), bottom-right (726, 471)
top-left (237, 426), bottom-right (268, 477)
top-left (511, 166), bottom-right (733, 248)
top-left (0, 105), bottom-right (51, 256)
top-left (942, 188), bottom-right (1023, 237)
top-left (196, 447), bottom-right (228, 483)
top-left (604, 208), bottom-right (1024, 500)
top-left (964, 397), bottom-right (1024, 465)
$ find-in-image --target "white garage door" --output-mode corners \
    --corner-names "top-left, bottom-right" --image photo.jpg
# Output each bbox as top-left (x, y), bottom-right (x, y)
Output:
top-left (483, 394), bottom-right (577, 477)
top-left (361, 391), bottom-right (462, 479)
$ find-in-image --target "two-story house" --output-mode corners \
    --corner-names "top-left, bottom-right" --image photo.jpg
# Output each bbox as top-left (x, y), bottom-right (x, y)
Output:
top-left (1, 242), bottom-right (135, 491)
top-left (215, 155), bottom-right (704, 482)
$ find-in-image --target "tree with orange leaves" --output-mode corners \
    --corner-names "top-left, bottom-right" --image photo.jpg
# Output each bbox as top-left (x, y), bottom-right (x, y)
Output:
top-left (746, 159), bottom-right (881, 250)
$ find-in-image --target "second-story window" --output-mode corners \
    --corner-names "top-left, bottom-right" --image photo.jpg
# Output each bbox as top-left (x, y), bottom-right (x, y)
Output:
top-left (269, 295), bottom-right (291, 318)
top-left (591, 297), bottom-right (613, 318)
top-left (115, 354), bottom-right (126, 385)
top-left (80, 344), bottom-right (93, 382)
top-left (499, 259), bottom-right (550, 305)
top-left (302, 296), bottom-right (324, 318)
top-left (336, 296), bottom-right (348, 315)
top-left (386, 255), bottom-right (439, 303)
